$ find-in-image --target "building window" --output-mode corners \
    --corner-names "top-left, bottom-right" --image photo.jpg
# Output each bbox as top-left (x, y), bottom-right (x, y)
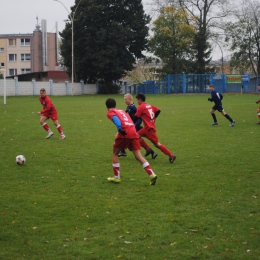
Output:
top-left (9, 69), bottom-right (17, 76)
top-left (9, 54), bottom-right (17, 61)
top-left (0, 62), bottom-right (4, 67)
top-left (21, 68), bottom-right (31, 74)
top-left (21, 53), bottom-right (30, 61)
top-left (21, 38), bottom-right (30, 46)
top-left (8, 39), bottom-right (16, 46)
top-left (0, 48), bottom-right (4, 52)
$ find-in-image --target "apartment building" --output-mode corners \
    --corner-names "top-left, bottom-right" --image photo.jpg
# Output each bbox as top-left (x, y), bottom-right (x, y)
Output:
top-left (0, 19), bottom-right (67, 81)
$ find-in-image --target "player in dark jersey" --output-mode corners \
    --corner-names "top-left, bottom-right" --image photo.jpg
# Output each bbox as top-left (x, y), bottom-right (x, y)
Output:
top-left (256, 84), bottom-right (260, 124)
top-left (106, 98), bottom-right (157, 185)
top-left (118, 94), bottom-right (157, 159)
top-left (37, 88), bottom-right (65, 139)
top-left (135, 93), bottom-right (176, 163)
top-left (208, 85), bottom-right (235, 126)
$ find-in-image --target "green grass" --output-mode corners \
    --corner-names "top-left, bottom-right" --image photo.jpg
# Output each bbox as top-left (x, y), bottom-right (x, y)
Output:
top-left (0, 94), bottom-right (259, 260)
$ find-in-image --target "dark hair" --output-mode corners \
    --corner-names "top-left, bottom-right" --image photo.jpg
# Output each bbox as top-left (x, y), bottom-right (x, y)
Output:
top-left (136, 93), bottom-right (146, 101)
top-left (105, 98), bottom-right (116, 108)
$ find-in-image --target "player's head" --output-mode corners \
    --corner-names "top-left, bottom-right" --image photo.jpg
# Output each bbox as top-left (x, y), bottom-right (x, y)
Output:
top-left (136, 93), bottom-right (146, 102)
top-left (106, 98), bottom-right (116, 109)
top-left (40, 88), bottom-right (46, 98)
top-left (124, 93), bottom-right (133, 105)
top-left (208, 85), bottom-right (215, 90)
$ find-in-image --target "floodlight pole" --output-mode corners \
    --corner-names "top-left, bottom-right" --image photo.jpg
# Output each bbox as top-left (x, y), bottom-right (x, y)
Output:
top-left (0, 68), bottom-right (6, 104)
top-left (54, 0), bottom-right (82, 95)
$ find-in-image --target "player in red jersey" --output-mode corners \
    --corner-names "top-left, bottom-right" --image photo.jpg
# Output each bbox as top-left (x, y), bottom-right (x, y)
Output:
top-left (256, 84), bottom-right (260, 124)
top-left (106, 98), bottom-right (157, 185)
top-left (37, 88), bottom-right (65, 139)
top-left (135, 93), bottom-right (176, 163)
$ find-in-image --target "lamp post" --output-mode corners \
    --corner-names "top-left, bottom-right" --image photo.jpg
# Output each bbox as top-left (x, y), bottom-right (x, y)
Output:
top-left (54, 0), bottom-right (82, 95)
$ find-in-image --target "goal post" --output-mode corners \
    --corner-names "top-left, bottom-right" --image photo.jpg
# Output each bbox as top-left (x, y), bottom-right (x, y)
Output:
top-left (0, 68), bottom-right (6, 104)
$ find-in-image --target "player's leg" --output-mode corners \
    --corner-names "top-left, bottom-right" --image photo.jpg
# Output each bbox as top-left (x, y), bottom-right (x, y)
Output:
top-left (108, 139), bottom-right (125, 183)
top-left (257, 107), bottom-right (260, 124)
top-left (210, 108), bottom-right (218, 125)
top-left (40, 115), bottom-right (53, 139)
top-left (137, 128), bottom-right (157, 159)
top-left (147, 129), bottom-right (176, 163)
top-left (132, 149), bottom-right (157, 185)
top-left (221, 110), bottom-right (235, 126)
top-left (53, 118), bottom-right (65, 139)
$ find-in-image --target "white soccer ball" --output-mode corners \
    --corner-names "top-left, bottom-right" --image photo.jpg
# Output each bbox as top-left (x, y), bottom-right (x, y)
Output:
top-left (16, 155), bottom-right (26, 165)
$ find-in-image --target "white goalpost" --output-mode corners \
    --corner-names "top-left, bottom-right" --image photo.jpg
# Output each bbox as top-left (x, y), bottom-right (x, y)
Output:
top-left (0, 68), bottom-right (6, 104)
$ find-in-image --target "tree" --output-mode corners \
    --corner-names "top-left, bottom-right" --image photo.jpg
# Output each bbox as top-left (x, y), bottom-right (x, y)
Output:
top-left (0, 73), bottom-right (3, 79)
top-left (59, 0), bottom-right (150, 89)
top-left (178, 0), bottom-right (230, 73)
top-left (149, 6), bottom-right (196, 75)
top-left (225, 0), bottom-right (260, 75)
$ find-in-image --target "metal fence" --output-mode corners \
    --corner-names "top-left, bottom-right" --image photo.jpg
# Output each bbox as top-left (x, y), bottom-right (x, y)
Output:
top-left (127, 74), bottom-right (260, 94)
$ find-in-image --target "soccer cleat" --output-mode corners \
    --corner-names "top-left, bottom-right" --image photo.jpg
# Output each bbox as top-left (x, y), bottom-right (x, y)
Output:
top-left (60, 134), bottom-right (66, 140)
top-left (152, 152), bottom-right (158, 159)
top-left (150, 174), bottom-right (157, 185)
top-left (144, 148), bottom-right (157, 159)
top-left (169, 155), bottom-right (176, 164)
top-left (211, 122), bottom-right (218, 126)
top-left (257, 122), bottom-right (260, 125)
top-left (231, 120), bottom-right (235, 127)
top-left (46, 131), bottom-right (54, 139)
top-left (118, 151), bottom-right (127, 157)
top-left (107, 177), bottom-right (121, 183)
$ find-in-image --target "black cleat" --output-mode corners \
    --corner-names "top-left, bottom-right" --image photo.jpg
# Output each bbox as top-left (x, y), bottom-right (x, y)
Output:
top-left (169, 155), bottom-right (176, 164)
top-left (152, 152), bottom-right (158, 159)
top-left (118, 152), bottom-right (127, 157)
top-left (144, 149), bottom-right (153, 157)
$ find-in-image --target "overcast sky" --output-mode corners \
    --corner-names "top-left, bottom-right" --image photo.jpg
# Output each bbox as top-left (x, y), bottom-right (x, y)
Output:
top-left (1, 0), bottom-right (223, 60)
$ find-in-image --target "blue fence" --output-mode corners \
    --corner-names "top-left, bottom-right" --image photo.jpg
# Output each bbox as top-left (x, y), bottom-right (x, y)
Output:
top-left (127, 74), bottom-right (260, 94)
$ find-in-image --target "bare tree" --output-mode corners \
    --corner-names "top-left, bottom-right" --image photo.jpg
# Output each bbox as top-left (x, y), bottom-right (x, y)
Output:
top-left (225, 0), bottom-right (260, 75)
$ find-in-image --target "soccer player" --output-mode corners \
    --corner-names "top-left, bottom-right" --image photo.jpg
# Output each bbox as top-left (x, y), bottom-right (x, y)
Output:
top-left (208, 85), bottom-right (235, 127)
top-left (135, 93), bottom-right (176, 163)
top-left (118, 93), bottom-right (157, 159)
top-left (256, 84), bottom-right (260, 124)
top-left (37, 88), bottom-right (65, 139)
top-left (106, 98), bottom-right (157, 185)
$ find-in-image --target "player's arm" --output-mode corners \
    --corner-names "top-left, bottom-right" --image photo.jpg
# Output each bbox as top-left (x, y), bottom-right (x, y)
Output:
top-left (155, 110), bottom-right (161, 118)
top-left (112, 116), bottom-right (126, 136)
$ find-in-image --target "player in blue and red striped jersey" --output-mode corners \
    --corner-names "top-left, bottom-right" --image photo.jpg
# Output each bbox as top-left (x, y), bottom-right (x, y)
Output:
top-left (106, 98), bottom-right (157, 185)
top-left (118, 93), bottom-right (157, 159)
top-left (135, 93), bottom-right (176, 163)
top-left (208, 85), bottom-right (235, 127)
top-left (37, 88), bottom-right (65, 139)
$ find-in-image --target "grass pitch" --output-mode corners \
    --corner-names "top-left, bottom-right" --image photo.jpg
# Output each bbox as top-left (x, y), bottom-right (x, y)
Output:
top-left (0, 94), bottom-right (259, 260)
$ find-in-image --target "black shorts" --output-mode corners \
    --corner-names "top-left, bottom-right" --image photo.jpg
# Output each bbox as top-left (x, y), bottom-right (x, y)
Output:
top-left (212, 104), bottom-right (224, 113)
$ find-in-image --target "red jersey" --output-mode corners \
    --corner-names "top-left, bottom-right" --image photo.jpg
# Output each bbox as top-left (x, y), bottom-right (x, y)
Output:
top-left (135, 102), bottom-right (159, 130)
top-left (107, 108), bottom-right (138, 139)
top-left (39, 95), bottom-right (57, 115)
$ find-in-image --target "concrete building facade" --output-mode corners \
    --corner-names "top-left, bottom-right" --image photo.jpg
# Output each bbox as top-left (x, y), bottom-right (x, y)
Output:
top-left (0, 19), bottom-right (66, 81)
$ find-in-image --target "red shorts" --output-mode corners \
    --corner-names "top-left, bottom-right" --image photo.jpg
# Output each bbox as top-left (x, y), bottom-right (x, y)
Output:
top-left (114, 138), bottom-right (140, 151)
top-left (42, 112), bottom-right (58, 121)
top-left (138, 128), bottom-right (158, 144)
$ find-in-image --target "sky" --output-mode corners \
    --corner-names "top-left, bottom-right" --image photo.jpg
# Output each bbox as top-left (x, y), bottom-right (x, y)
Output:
top-left (1, 0), bottom-right (223, 60)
